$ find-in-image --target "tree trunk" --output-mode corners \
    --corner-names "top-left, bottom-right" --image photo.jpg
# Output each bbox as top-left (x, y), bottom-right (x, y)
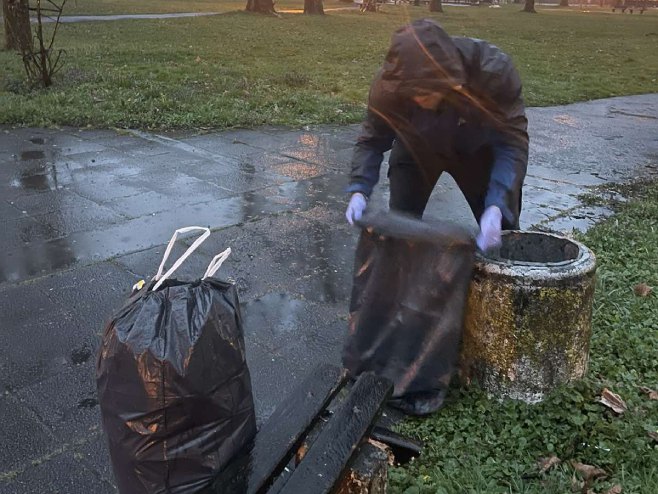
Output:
top-left (245, 0), bottom-right (276, 14)
top-left (304, 0), bottom-right (324, 14)
top-left (3, 0), bottom-right (33, 52)
top-left (429, 0), bottom-right (443, 12)
top-left (559, 0), bottom-right (569, 5)
top-left (522, 0), bottom-right (537, 12)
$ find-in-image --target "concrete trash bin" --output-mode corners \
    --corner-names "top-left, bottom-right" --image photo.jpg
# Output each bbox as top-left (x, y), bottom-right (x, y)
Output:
top-left (460, 231), bottom-right (597, 403)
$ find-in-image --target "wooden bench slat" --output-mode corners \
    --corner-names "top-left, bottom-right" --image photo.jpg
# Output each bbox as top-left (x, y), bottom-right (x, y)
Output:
top-left (277, 372), bottom-right (393, 494)
top-left (370, 426), bottom-right (422, 465)
top-left (208, 364), bottom-right (347, 494)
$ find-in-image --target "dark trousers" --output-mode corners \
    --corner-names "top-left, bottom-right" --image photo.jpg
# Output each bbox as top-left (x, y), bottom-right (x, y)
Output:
top-left (388, 142), bottom-right (520, 229)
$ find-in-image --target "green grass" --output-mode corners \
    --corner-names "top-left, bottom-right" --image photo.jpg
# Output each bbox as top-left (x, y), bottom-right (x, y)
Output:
top-left (64, 0), bottom-right (236, 15)
top-left (390, 180), bottom-right (658, 494)
top-left (0, 5), bottom-right (657, 129)
top-left (63, 0), bottom-right (316, 15)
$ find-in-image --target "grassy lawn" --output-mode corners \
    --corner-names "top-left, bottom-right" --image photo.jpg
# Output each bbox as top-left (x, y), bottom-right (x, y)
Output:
top-left (62, 0), bottom-right (321, 15)
top-left (0, 5), bottom-right (656, 129)
top-left (390, 180), bottom-right (658, 494)
top-left (64, 0), bottom-right (236, 15)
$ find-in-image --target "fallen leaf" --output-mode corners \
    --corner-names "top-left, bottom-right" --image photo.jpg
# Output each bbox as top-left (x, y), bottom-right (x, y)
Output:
top-left (598, 388), bottom-right (627, 414)
top-left (639, 386), bottom-right (658, 400)
top-left (571, 460), bottom-right (607, 481)
top-left (648, 431), bottom-right (658, 443)
top-left (295, 442), bottom-right (308, 465)
top-left (605, 485), bottom-right (623, 494)
top-left (571, 474), bottom-right (584, 493)
top-left (633, 283), bottom-right (653, 297)
top-left (538, 455), bottom-right (561, 474)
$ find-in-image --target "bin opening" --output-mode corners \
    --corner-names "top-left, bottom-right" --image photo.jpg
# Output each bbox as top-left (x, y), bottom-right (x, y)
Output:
top-left (489, 232), bottom-right (581, 264)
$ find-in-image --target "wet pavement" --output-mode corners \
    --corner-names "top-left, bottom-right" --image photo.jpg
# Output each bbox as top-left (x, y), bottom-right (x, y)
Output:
top-left (0, 93), bottom-right (657, 492)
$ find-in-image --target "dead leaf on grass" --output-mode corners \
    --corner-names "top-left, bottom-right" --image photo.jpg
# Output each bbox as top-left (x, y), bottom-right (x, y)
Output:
top-left (571, 474), bottom-right (584, 493)
top-left (639, 386), bottom-right (658, 400)
top-left (605, 485), bottom-right (623, 494)
top-left (537, 455), bottom-right (561, 474)
top-left (598, 388), bottom-right (627, 414)
top-left (570, 461), bottom-right (607, 481)
top-left (648, 431), bottom-right (658, 443)
top-left (633, 283), bottom-right (653, 297)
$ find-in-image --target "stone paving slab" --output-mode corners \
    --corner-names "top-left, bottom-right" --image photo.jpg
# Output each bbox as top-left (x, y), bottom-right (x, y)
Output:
top-left (0, 94), bottom-right (657, 492)
top-left (72, 434), bottom-right (117, 489)
top-left (0, 448), bottom-right (115, 494)
top-left (0, 287), bottom-right (92, 391)
top-left (15, 362), bottom-right (100, 444)
top-left (0, 395), bottom-right (59, 474)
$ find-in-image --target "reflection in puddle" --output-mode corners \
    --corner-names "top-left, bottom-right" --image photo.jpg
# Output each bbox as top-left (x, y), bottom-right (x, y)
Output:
top-left (553, 114), bottom-right (579, 128)
top-left (299, 134), bottom-right (319, 147)
top-left (11, 165), bottom-right (60, 191)
top-left (243, 293), bottom-right (306, 338)
top-left (272, 162), bottom-right (323, 180)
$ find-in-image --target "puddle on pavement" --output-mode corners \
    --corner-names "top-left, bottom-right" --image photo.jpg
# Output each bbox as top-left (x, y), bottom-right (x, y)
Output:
top-left (71, 345), bottom-right (93, 365)
top-left (273, 223), bottom-right (354, 304)
top-left (271, 162), bottom-right (324, 181)
top-left (78, 397), bottom-right (99, 409)
top-left (0, 237), bottom-right (78, 283)
top-left (21, 150), bottom-right (45, 160)
top-left (242, 293), bottom-right (307, 337)
top-left (244, 174), bottom-right (345, 214)
top-left (11, 166), bottom-right (61, 192)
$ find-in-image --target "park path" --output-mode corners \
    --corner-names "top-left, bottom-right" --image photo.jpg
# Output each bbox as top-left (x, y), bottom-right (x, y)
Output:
top-left (41, 12), bottom-right (222, 23)
top-left (35, 7), bottom-right (358, 23)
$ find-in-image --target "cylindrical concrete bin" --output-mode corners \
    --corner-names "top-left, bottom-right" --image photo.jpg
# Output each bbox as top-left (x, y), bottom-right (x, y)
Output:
top-left (460, 231), bottom-right (597, 403)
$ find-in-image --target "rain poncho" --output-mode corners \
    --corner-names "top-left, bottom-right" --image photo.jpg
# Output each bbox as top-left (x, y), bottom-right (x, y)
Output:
top-left (348, 19), bottom-right (528, 229)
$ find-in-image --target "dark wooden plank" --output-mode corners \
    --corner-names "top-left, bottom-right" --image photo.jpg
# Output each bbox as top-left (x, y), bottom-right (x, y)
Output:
top-left (208, 364), bottom-right (347, 494)
top-left (370, 426), bottom-right (422, 465)
top-left (266, 409), bottom-right (332, 494)
top-left (277, 372), bottom-right (393, 494)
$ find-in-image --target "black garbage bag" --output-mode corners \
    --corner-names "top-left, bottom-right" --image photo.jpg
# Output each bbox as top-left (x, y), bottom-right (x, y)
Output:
top-left (342, 212), bottom-right (475, 412)
top-left (97, 227), bottom-right (257, 494)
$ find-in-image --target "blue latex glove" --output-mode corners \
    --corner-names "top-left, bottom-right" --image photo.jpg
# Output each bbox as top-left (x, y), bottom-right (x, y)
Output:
top-left (346, 193), bottom-right (367, 225)
top-left (476, 206), bottom-right (503, 252)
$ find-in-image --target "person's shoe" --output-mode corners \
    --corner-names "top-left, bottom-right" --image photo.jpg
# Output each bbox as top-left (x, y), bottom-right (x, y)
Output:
top-left (388, 389), bottom-right (447, 416)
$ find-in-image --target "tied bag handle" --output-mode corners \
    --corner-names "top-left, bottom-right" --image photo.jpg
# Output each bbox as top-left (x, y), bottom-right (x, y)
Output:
top-left (202, 248), bottom-right (232, 279)
top-left (151, 226), bottom-right (211, 291)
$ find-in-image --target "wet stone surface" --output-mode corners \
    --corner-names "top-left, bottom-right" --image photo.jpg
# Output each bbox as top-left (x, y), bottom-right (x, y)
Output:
top-left (0, 94), bottom-right (657, 492)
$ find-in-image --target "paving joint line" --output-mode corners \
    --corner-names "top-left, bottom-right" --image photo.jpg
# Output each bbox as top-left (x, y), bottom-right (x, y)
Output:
top-left (608, 109), bottom-right (658, 120)
top-left (126, 129), bottom-right (238, 164)
top-left (0, 431), bottom-right (101, 483)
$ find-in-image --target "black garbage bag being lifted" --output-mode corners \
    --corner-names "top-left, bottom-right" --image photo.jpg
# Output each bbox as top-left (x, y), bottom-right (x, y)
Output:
top-left (97, 227), bottom-right (257, 494)
top-left (343, 212), bottom-right (475, 415)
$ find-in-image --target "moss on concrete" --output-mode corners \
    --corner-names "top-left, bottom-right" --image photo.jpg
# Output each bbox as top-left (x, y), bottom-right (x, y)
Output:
top-left (461, 255), bottom-right (596, 402)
